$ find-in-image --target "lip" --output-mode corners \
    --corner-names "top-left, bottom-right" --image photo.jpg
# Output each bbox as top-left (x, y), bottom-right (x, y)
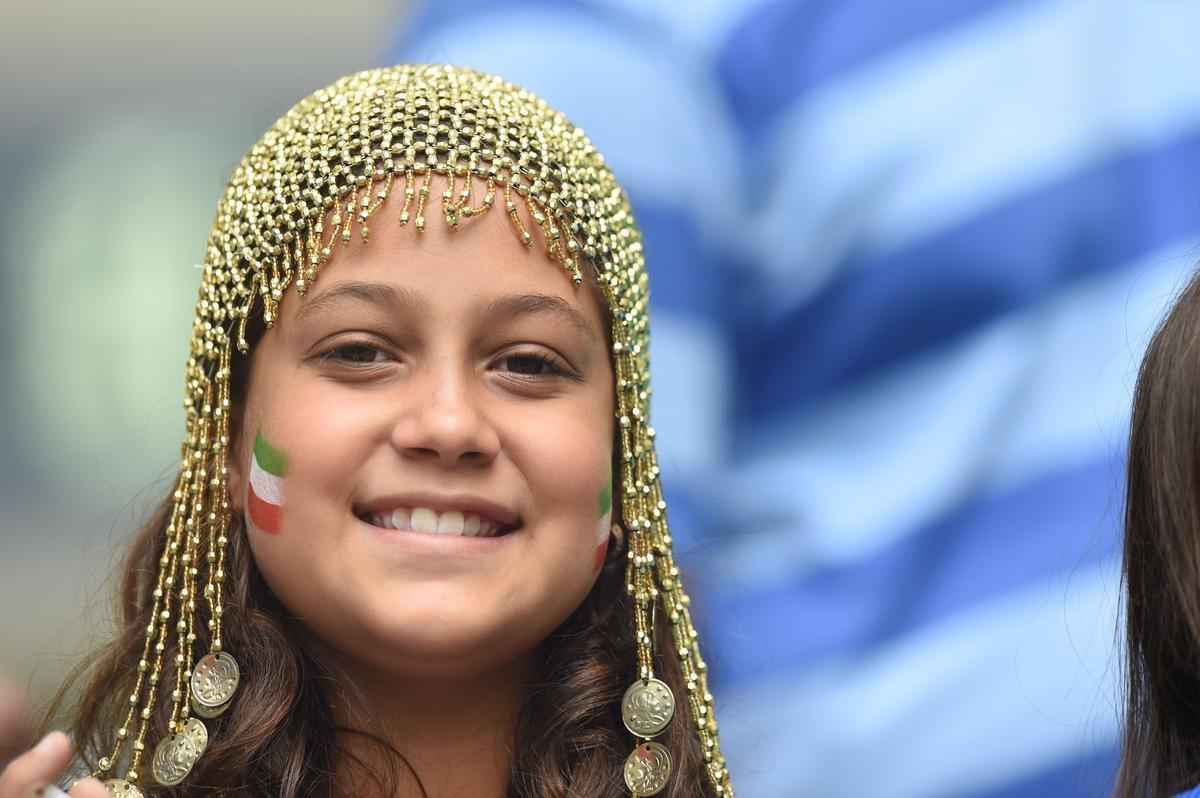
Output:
top-left (355, 492), bottom-right (522, 531)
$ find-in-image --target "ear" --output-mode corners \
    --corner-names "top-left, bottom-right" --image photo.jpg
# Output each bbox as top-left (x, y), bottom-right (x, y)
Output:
top-left (610, 522), bottom-right (626, 553)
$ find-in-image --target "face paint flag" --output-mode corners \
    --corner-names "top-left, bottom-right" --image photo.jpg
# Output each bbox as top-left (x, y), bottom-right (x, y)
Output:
top-left (595, 480), bottom-right (613, 571)
top-left (248, 432), bottom-right (287, 535)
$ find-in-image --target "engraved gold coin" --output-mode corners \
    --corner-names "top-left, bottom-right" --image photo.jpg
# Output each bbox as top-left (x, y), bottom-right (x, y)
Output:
top-left (151, 717), bottom-right (209, 786)
top-left (103, 779), bottom-right (144, 798)
top-left (621, 678), bottom-right (675, 738)
top-left (191, 692), bottom-right (232, 719)
top-left (623, 742), bottom-right (672, 796)
top-left (191, 651), bottom-right (240, 708)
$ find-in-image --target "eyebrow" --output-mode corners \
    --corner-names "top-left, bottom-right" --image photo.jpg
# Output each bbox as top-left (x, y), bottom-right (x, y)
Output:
top-left (485, 293), bottom-right (600, 344)
top-left (295, 280), bottom-right (428, 323)
top-left (295, 280), bottom-right (600, 344)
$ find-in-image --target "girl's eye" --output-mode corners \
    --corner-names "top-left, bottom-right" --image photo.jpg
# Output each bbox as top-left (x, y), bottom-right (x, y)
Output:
top-left (320, 342), bottom-right (391, 367)
top-left (497, 352), bottom-right (574, 379)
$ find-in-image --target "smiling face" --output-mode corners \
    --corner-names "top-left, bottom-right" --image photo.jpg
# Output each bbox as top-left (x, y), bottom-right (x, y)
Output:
top-left (226, 188), bottom-right (615, 682)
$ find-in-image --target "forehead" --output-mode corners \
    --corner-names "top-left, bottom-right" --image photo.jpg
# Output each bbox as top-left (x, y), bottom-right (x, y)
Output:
top-left (275, 176), bottom-right (611, 332)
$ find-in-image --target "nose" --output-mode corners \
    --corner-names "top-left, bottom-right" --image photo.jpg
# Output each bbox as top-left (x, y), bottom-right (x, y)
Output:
top-left (390, 364), bottom-right (500, 468)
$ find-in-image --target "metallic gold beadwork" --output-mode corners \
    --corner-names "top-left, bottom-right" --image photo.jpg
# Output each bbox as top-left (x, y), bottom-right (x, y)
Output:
top-left (97, 64), bottom-right (732, 797)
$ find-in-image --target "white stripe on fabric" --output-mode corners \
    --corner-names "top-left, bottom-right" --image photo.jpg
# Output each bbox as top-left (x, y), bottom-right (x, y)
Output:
top-left (706, 238), bottom-right (1198, 588)
top-left (718, 559), bottom-right (1121, 798)
top-left (401, 8), bottom-right (743, 238)
top-left (753, 0), bottom-right (1200, 314)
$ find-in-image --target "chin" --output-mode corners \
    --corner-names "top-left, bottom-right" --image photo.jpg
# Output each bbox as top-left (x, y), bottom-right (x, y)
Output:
top-left (333, 593), bottom-right (534, 669)
top-left (354, 620), bottom-right (537, 679)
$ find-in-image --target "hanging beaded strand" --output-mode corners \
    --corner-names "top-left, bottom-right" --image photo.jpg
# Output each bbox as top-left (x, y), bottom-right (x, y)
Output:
top-left (147, 384), bottom-right (213, 789)
top-left (189, 342), bottom-right (240, 727)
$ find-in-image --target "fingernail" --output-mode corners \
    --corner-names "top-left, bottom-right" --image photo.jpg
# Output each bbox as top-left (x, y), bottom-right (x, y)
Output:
top-left (32, 731), bottom-right (65, 755)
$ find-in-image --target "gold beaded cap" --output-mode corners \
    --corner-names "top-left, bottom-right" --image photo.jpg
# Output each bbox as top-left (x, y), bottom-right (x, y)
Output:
top-left (98, 64), bottom-right (732, 796)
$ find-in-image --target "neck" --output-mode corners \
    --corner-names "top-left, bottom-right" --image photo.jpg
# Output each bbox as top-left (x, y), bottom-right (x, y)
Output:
top-left (327, 653), bottom-right (530, 798)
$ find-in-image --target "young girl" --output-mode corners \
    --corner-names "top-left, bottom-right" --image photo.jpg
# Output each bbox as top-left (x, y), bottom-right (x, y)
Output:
top-left (1116, 271), bottom-right (1200, 798)
top-left (0, 65), bottom-right (734, 798)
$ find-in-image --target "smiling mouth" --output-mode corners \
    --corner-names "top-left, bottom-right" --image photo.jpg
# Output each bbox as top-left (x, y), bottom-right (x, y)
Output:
top-left (358, 506), bottom-right (519, 538)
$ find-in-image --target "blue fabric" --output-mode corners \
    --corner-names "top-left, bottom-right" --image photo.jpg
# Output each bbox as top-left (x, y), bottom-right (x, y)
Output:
top-left (735, 131), bottom-right (1200, 419)
top-left (390, 1), bottom-right (1200, 795)
top-left (964, 745), bottom-right (1118, 798)
top-left (1176, 788), bottom-right (1200, 798)
top-left (714, 0), bottom-right (1026, 143)
top-left (702, 452), bottom-right (1123, 681)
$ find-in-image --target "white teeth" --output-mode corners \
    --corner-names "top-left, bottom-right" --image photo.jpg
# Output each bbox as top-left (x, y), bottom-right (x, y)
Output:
top-left (411, 507), bottom-right (438, 533)
top-left (391, 508), bottom-right (411, 531)
top-left (438, 511), bottom-right (465, 534)
top-left (367, 507), bottom-right (507, 537)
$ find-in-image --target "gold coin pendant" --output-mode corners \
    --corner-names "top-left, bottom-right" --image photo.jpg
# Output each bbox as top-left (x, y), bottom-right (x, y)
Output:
top-left (191, 692), bottom-right (232, 719)
top-left (623, 742), bottom-right (672, 796)
top-left (191, 651), bottom-right (240, 709)
top-left (621, 677), bottom-right (675, 738)
top-left (151, 717), bottom-right (209, 786)
top-left (103, 779), bottom-right (144, 798)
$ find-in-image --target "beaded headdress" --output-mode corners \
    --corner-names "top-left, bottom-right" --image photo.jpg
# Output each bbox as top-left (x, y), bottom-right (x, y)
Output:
top-left (91, 64), bottom-right (733, 797)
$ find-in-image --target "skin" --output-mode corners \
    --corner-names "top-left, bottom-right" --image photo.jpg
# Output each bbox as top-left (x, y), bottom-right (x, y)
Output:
top-left (0, 677), bottom-right (30, 768)
top-left (225, 180), bottom-right (616, 796)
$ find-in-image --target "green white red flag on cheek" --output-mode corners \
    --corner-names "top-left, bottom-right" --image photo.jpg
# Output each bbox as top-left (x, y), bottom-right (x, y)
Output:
top-left (248, 431), bottom-right (287, 535)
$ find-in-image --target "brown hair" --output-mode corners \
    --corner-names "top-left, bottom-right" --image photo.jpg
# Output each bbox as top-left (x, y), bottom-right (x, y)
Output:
top-left (45, 275), bottom-right (717, 798)
top-left (1115, 268), bottom-right (1200, 797)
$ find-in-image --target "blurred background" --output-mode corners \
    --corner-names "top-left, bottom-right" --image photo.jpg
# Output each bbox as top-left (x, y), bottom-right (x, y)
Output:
top-left (5, 2), bottom-right (1200, 797)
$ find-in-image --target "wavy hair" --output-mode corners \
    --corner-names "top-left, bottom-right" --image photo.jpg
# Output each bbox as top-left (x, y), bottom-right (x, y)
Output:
top-left (1115, 269), bottom-right (1200, 797)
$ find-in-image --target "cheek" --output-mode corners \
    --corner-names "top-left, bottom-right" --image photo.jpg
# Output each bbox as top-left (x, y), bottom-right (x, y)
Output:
top-left (241, 386), bottom-right (381, 538)
top-left (240, 418), bottom-right (362, 629)
top-left (516, 407), bottom-right (614, 564)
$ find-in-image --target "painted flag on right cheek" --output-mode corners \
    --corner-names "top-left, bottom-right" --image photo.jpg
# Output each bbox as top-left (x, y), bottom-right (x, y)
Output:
top-left (248, 432), bottom-right (286, 535)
